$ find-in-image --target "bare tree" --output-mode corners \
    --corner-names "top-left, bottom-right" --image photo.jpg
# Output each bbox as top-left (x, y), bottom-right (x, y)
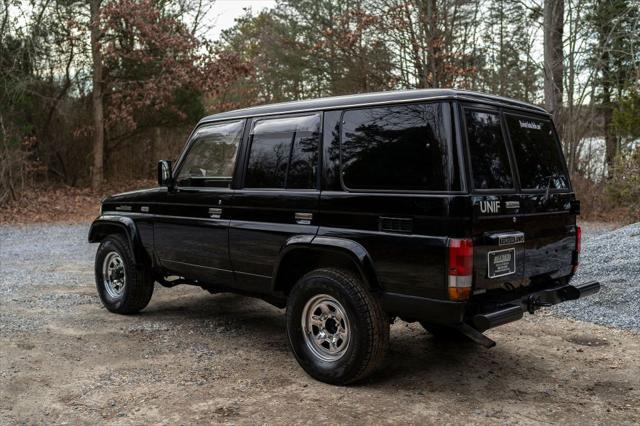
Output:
top-left (90, 0), bottom-right (104, 189)
top-left (543, 0), bottom-right (564, 137)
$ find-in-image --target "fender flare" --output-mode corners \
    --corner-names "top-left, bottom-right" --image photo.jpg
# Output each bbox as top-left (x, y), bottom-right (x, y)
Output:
top-left (272, 235), bottom-right (381, 292)
top-left (88, 215), bottom-right (147, 267)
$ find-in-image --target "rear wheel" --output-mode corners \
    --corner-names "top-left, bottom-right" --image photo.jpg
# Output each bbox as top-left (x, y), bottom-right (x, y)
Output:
top-left (95, 234), bottom-right (154, 314)
top-left (286, 268), bottom-right (389, 385)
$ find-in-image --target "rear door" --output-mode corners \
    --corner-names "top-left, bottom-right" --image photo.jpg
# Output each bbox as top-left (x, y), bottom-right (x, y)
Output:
top-left (503, 112), bottom-right (575, 282)
top-left (228, 113), bottom-right (321, 293)
top-left (462, 105), bottom-right (575, 292)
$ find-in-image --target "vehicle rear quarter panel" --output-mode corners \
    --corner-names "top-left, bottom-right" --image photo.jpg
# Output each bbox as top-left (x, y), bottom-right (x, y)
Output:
top-left (320, 109), bottom-right (471, 300)
top-left (316, 192), bottom-right (471, 299)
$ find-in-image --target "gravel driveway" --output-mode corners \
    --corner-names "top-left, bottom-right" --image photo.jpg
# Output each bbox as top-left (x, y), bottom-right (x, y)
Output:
top-left (1, 222), bottom-right (639, 424)
top-left (553, 222), bottom-right (640, 330)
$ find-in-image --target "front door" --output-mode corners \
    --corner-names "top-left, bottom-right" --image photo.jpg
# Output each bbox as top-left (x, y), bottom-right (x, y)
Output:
top-left (153, 119), bottom-right (246, 287)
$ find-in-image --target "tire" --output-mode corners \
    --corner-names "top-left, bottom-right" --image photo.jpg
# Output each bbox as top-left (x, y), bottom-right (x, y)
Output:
top-left (95, 234), bottom-right (154, 314)
top-left (286, 268), bottom-right (389, 385)
top-left (419, 322), bottom-right (468, 341)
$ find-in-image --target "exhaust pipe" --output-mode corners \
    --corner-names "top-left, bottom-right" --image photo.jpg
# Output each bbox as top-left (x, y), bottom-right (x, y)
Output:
top-left (454, 323), bottom-right (496, 348)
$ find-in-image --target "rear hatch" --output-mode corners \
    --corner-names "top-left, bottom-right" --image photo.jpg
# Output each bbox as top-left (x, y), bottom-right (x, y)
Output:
top-left (461, 106), bottom-right (577, 293)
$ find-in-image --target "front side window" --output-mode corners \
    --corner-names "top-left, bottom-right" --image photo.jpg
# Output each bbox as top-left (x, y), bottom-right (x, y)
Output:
top-left (245, 114), bottom-right (320, 189)
top-left (465, 110), bottom-right (514, 190)
top-left (175, 120), bottom-right (244, 187)
top-left (340, 103), bottom-right (450, 191)
top-left (505, 115), bottom-right (569, 190)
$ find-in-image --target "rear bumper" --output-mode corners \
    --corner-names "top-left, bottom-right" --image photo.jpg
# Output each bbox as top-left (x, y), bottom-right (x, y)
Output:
top-left (381, 280), bottom-right (600, 330)
top-left (472, 280), bottom-right (600, 331)
top-left (381, 293), bottom-right (467, 325)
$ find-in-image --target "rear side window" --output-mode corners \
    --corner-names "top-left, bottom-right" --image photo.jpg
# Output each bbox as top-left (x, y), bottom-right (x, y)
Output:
top-left (505, 115), bottom-right (569, 190)
top-left (340, 103), bottom-right (450, 191)
top-left (244, 114), bottom-right (320, 189)
top-left (465, 110), bottom-right (514, 190)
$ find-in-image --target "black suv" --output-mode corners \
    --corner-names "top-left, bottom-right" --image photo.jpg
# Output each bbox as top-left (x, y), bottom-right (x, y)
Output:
top-left (90, 89), bottom-right (599, 384)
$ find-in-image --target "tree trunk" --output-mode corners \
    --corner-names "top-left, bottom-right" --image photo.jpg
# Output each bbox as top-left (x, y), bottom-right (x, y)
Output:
top-left (90, 0), bottom-right (104, 189)
top-left (544, 0), bottom-right (564, 139)
top-left (602, 82), bottom-right (616, 178)
top-left (595, 1), bottom-right (616, 179)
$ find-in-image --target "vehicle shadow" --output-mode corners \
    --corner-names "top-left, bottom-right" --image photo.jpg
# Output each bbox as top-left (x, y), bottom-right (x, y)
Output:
top-left (138, 289), bottom-right (558, 401)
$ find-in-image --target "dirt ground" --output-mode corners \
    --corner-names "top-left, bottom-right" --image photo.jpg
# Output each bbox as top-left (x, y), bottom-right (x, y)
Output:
top-left (1, 222), bottom-right (639, 425)
top-left (2, 283), bottom-right (639, 425)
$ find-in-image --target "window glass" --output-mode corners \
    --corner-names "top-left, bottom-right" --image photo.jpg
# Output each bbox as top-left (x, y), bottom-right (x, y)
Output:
top-left (465, 110), bottom-right (513, 189)
top-left (245, 115), bottom-right (320, 189)
top-left (505, 115), bottom-right (569, 190)
top-left (340, 103), bottom-right (450, 191)
top-left (176, 120), bottom-right (244, 187)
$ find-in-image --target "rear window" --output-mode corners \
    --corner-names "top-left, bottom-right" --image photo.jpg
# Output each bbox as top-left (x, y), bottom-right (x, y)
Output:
top-left (465, 110), bottom-right (514, 190)
top-left (505, 115), bottom-right (569, 190)
top-left (340, 102), bottom-right (451, 191)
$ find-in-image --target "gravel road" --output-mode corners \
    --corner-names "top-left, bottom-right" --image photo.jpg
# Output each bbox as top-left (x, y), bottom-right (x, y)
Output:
top-left (1, 222), bottom-right (639, 424)
top-left (553, 222), bottom-right (640, 330)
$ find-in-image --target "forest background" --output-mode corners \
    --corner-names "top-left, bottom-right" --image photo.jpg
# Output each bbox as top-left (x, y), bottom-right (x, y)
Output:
top-left (1, 0), bottom-right (638, 222)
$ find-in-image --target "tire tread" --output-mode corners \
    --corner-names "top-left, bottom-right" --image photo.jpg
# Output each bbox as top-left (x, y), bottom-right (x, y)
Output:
top-left (289, 267), bottom-right (389, 384)
top-left (95, 234), bottom-right (154, 314)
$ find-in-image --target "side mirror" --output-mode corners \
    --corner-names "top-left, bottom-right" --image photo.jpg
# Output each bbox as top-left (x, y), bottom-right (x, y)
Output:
top-left (157, 160), bottom-right (173, 187)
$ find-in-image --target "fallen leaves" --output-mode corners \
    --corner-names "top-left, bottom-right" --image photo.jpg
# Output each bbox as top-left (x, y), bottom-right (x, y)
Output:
top-left (0, 180), bottom-right (154, 225)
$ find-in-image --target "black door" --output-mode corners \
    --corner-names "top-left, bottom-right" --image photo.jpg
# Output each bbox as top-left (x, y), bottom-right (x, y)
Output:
top-left (153, 119), bottom-right (246, 287)
top-left (463, 106), bottom-right (575, 291)
top-left (229, 113), bottom-right (321, 293)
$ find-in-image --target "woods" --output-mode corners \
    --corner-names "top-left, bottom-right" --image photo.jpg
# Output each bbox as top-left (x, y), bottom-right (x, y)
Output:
top-left (0, 0), bottom-right (638, 218)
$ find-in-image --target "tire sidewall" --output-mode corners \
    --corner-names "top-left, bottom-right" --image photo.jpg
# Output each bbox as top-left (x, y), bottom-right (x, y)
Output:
top-left (287, 272), bottom-right (372, 384)
top-left (95, 237), bottom-right (134, 312)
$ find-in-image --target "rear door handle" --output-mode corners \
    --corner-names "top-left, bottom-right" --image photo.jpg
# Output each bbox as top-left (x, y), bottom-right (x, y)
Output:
top-left (295, 212), bottom-right (313, 225)
top-left (208, 207), bottom-right (222, 219)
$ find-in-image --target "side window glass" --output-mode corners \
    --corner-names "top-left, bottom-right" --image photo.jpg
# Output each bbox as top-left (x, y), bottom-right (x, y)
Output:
top-left (245, 114), bottom-right (320, 189)
top-left (176, 120), bottom-right (244, 187)
top-left (465, 110), bottom-right (514, 189)
top-left (340, 103), bottom-right (450, 191)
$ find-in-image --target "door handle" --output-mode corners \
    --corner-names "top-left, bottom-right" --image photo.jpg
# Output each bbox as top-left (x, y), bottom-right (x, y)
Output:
top-left (295, 212), bottom-right (313, 225)
top-left (208, 207), bottom-right (222, 219)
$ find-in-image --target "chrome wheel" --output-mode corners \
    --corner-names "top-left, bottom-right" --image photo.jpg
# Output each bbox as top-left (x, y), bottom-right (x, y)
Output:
top-left (102, 251), bottom-right (126, 299)
top-left (301, 294), bottom-right (350, 362)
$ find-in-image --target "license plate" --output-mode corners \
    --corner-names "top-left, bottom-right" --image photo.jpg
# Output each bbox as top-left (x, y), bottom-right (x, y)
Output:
top-left (487, 248), bottom-right (516, 278)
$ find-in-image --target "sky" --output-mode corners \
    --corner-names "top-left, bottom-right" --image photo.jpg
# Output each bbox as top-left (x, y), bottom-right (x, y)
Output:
top-left (208, 0), bottom-right (277, 40)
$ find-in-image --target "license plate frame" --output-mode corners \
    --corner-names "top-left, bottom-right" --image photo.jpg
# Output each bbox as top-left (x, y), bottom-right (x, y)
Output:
top-left (487, 248), bottom-right (516, 278)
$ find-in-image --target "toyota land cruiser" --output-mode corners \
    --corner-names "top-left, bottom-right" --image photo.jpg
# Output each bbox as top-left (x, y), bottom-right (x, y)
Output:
top-left (89, 89), bottom-right (600, 384)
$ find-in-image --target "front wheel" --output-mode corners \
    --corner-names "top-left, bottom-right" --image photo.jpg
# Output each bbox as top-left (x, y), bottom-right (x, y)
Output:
top-left (286, 268), bottom-right (389, 385)
top-left (95, 234), bottom-right (154, 314)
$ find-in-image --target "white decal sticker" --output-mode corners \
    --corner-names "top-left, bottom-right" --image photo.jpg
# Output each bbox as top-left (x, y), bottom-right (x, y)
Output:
top-left (519, 120), bottom-right (542, 130)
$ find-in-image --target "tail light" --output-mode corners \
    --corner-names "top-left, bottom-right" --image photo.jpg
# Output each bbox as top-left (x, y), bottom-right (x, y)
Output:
top-left (572, 226), bottom-right (581, 274)
top-left (448, 238), bottom-right (473, 301)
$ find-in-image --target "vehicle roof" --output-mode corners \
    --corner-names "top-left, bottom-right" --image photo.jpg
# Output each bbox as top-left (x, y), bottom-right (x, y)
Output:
top-left (200, 89), bottom-right (548, 123)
